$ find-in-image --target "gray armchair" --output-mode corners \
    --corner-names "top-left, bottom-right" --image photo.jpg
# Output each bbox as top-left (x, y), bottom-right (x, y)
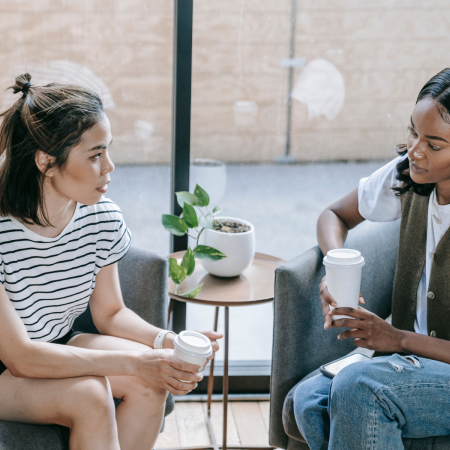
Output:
top-left (0, 246), bottom-right (175, 450)
top-left (269, 220), bottom-right (450, 450)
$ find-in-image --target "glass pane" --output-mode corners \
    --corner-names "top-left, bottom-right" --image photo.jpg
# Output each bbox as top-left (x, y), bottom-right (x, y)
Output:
top-left (0, 0), bottom-right (173, 254)
top-left (187, 0), bottom-right (436, 361)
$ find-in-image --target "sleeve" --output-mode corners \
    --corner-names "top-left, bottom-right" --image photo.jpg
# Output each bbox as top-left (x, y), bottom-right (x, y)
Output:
top-left (102, 209), bottom-right (132, 267)
top-left (357, 154), bottom-right (406, 222)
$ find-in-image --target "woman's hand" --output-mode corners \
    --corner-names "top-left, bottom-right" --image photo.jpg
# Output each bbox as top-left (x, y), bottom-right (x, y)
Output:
top-left (195, 330), bottom-right (223, 371)
top-left (136, 349), bottom-right (203, 396)
top-left (329, 305), bottom-right (405, 353)
top-left (319, 275), bottom-right (365, 330)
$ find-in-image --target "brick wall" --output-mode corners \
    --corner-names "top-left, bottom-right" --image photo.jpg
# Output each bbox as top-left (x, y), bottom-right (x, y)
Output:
top-left (0, 0), bottom-right (446, 163)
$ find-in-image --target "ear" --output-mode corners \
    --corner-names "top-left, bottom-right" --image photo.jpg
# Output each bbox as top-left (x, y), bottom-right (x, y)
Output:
top-left (35, 151), bottom-right (56, 177)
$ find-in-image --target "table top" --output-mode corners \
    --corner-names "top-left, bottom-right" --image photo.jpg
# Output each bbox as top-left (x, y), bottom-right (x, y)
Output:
top-left (168, 252), bottom-right (285, 307)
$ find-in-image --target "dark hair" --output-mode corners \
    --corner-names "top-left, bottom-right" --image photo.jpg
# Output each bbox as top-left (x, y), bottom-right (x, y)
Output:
top-left (393, 68), bottom-right (450, 197)
top-left (0, 73), bottom-right (104, 226)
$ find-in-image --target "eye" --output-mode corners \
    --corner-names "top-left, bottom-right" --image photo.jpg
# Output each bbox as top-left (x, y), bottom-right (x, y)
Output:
top-left (429, 143), bottom-right (442, 151)
top-left (408, 126), bottom-right (418, 137)
top-left (90, 152), bottom-right (102, 160)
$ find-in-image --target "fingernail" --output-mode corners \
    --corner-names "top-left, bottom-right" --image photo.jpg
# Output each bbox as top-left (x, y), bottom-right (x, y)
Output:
top-left (199, 373), bottom-right (204, 380)
top-left (195, 383), bottom-right (198, 388)
top-left (324, 322), bottom-right (327, 329)
top-left (337, 335), bottom-right (341, 340)
top-left (332, 302), bottom-right (337, 307)
top-left (198, 367), bottom-right (202, 372)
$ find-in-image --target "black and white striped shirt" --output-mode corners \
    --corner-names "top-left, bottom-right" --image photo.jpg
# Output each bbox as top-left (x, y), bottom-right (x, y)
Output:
top-left (0, 197), bottom-right (131, 342)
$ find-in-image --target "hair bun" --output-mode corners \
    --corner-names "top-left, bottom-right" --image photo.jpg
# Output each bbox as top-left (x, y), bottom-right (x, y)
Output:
top-left (10, 73), bottom-right (32, 97)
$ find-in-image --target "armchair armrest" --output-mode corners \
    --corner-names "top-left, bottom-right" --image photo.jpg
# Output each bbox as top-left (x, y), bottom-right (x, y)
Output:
top-left (269, 220), bottom-right (400, 448)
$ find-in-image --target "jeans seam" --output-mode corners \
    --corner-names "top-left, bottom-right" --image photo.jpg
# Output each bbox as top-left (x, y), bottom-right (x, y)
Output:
top-left (368, 395), bottom-right (376, 450)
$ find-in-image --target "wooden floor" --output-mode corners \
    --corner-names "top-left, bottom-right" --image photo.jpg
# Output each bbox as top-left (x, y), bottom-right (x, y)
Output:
top-left (155, 401), bottom-right (278, 449)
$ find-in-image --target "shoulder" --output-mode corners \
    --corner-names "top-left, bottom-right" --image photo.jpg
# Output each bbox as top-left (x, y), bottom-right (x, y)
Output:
top-left (358, 154), bottom-right (406, 222)
top-left (77, 197), bottom-right (124, 225)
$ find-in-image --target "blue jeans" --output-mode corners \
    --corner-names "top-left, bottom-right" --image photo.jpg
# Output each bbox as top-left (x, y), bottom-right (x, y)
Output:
top-left (293, 353), bottom-right (450, 450)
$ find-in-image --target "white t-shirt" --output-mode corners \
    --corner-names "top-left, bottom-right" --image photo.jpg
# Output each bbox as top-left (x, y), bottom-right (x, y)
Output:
top-left (358, 154), bottom-right (450, 336)
top-left (0, 197), bottom-right (131, 342)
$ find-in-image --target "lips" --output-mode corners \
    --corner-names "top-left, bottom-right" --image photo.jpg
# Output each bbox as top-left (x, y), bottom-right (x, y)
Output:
top-left (409, 160), bottom-right (427, 173)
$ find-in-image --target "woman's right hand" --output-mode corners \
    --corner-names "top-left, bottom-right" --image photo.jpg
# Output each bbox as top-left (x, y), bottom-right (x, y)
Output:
top-left (136, 349), bottom-right (203, 396)
top-left (319, 275), bottom-right (365, 330)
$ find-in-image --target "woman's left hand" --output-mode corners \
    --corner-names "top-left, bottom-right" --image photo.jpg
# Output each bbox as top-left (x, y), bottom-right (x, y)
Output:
top-left (330, 304), bottom-right (405, 353)
top-left (195, 330), bottom-right (223, 371)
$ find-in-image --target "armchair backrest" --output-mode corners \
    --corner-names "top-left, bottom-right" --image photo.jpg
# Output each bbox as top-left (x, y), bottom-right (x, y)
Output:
top-left (73, 246), bottom-right (169, 334)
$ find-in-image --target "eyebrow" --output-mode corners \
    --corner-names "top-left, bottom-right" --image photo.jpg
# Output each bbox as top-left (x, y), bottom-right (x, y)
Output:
top-left (410, 117), bottom-right (450, 144)
top-left (87, 137), bottom-right (113, 151)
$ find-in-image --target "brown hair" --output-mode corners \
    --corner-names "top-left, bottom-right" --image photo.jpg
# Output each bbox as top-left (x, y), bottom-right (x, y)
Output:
top-left (0, 73), bottom-right (104, 227)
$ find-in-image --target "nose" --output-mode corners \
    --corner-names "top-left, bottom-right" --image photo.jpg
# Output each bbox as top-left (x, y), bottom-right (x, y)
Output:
top-left (102, 152), bottom-right (115, 175)
top-left (408, 141), bottom-right (425, 160)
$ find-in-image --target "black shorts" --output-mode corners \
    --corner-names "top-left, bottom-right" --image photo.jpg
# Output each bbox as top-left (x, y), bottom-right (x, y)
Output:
top-left (0, 328), bottom-right (84, 376)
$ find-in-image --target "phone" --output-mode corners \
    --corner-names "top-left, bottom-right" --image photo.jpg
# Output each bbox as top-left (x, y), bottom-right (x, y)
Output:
top-left (320, 353), bottom-right (372, 379)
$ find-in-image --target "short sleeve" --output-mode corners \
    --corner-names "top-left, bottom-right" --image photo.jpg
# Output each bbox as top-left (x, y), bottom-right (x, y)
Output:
top-left (357, 155), bottom-right (406, 222)
top-left (102, 210), bottom-right (132, 267)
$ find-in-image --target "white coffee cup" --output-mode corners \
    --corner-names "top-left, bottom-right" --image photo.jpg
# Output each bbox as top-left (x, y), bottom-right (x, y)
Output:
top-left (173, 330), bottom-right (213, 382)
top-left (323, 249), bottom-right (365, 320)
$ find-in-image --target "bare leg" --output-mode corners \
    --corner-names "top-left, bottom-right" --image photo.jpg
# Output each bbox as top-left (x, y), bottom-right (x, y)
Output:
top-left (0, 370), bottom-right (120, 450)
top-left (67, 333), bottom-right (169, 450)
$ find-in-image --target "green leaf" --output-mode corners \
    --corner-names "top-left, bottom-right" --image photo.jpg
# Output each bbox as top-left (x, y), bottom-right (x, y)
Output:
top-left (169, 258), bottom-right (187, 285)
top-left (199, 214), bottom-right (214, 229)
top-left (212, 205), bottom-right (223, 216)
top-left (194, 184), bottom-right (210, 207)
top-left (176, 192), bottom-right (200, 207)
top-left (182, 203), bottom-right (198, 228)
top-left (194, 245), bottom-right (227, 261)
top-left (181, 283), bottom-right (204, 298)
top-left (181, 248), bottom-right (196, 276)
top-left (162, 214), bottom-right (188, 236)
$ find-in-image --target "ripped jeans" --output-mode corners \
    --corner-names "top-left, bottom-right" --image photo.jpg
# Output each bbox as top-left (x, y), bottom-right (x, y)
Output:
top-left (293, 354), bottom-right (450, 450)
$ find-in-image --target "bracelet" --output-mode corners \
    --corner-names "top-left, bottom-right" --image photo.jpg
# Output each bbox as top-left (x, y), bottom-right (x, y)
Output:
top-left (154, 330), bottom-right (176, 349)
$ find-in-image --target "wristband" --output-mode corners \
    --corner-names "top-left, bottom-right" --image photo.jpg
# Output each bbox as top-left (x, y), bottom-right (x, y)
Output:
top-left (154, 330), bottom-right (176, 349)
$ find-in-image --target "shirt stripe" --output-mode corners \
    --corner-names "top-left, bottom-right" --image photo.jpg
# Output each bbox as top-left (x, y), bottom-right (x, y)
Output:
top-left (0, 196), bottom-right (131, 342)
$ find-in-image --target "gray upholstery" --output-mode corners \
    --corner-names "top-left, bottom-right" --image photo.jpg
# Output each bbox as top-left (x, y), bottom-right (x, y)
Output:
top-left (0, 246), bottom-right (174, 450)
top-left (270, 220), bottom-right (450, 449)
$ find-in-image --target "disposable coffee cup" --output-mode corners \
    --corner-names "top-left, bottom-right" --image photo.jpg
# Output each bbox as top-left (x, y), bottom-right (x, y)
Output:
top-left (173, 330), bottom-right (213, 382)
top-left (323, 249), bottom-right (365, 320)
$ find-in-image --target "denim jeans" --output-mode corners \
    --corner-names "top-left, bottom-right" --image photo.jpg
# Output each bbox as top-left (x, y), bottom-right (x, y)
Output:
top-left (293, 353), bottom-right (450, 450)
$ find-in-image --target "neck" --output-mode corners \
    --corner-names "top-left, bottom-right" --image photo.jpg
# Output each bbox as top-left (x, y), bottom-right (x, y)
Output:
top-left (435, 181), bottom-right (450, 205)
top-left (20, 179), bottom-right (76, 238)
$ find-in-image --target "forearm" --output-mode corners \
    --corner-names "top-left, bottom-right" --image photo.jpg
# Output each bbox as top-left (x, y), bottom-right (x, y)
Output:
top-left (11, 341), bottom-right (138, 379)
top-left (317, 209), bottom-right (349, 255)
top-left (400, 330), bottom-right (450, 364)
top-left (96, 306), bottom-right (174, 349)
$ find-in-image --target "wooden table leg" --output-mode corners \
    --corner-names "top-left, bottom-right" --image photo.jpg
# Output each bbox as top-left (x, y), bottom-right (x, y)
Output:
top-left (167, 298), bottom-right (175, 328)
top-left (223, 306), bottom-right (229, 450)
top-left (207, 307), bottom-right (220, 417)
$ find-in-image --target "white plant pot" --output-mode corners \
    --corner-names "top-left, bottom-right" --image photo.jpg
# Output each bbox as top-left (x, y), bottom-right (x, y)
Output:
top-left (199, 216), bottom-right (255, 277)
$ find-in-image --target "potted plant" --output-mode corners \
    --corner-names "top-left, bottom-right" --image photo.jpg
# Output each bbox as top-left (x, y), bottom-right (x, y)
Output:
top-left (162, 185), bottom-right (256, 296)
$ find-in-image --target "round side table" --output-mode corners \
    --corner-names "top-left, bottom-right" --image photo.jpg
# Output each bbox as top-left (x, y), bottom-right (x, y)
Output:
top-left (166, 251), bottom-right (284, 450)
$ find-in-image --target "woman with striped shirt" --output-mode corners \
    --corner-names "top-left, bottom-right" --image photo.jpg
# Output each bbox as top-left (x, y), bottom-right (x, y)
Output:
top-left (0, 74), bottom-right (221, 450)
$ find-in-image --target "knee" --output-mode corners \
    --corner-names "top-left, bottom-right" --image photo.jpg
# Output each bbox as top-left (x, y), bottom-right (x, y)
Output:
top-left (330, 362), bottom-right (377, 412)
top-left (124, 376), bottom-right (168, 404)
top-left (70, 376), bottom-right (116, 422)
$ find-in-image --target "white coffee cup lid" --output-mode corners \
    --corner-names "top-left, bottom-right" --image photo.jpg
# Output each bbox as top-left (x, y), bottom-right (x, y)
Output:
top-left (174, 331), bottom-right (213, 358)
top-left (323, 249), bottom-right (365, 267)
